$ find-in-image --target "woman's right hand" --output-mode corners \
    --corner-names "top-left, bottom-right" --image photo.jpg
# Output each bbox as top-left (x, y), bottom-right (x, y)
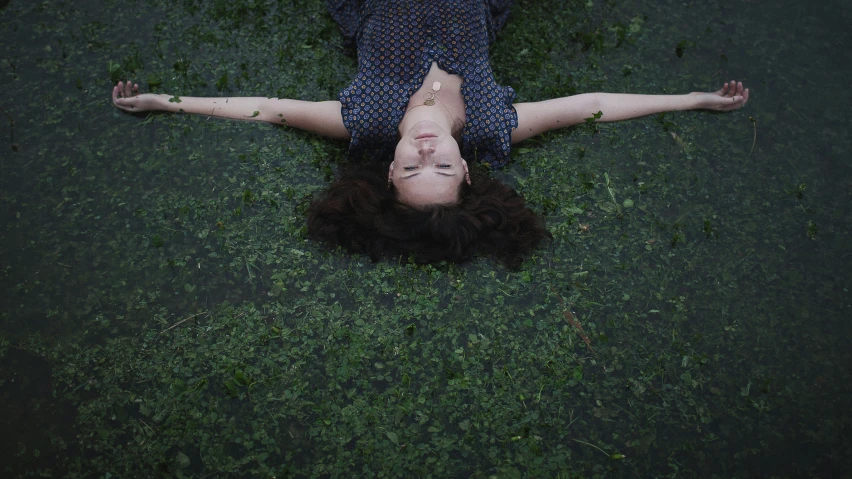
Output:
top-left (691, 80), bottom-right (750, 112)
top-left (112, 80), bottom-right (161, 112)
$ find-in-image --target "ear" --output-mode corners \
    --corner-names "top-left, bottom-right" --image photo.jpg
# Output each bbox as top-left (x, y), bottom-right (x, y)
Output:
top-left (387, 161), bottom-right (395, 187)
top-left (462, 159), bottom-right (471, 185)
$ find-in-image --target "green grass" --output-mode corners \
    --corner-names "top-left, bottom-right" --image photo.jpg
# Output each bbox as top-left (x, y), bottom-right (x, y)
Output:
top-left (1, 0), bottom-right (850, 477)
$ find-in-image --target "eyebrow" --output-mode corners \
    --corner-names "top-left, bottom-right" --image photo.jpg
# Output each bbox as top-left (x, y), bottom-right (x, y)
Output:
top-left (402, 172), bottom-right (457, 179)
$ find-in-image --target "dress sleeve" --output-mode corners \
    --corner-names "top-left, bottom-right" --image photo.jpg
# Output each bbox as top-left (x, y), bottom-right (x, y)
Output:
top-left (461, 83), bottom-right (518, 169)
top-left (326, 0), bottom-right (361, 45)
top-left (338, 77), bottom-right (404, 163)
top-left (486, 0), bottom-right (514, 38)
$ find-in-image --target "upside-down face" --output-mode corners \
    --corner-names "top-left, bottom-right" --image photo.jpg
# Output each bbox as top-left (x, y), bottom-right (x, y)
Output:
top-left (390, 120), bottom-right (470, 207)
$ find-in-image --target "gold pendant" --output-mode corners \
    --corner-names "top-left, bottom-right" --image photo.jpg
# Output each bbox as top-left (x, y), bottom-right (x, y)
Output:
top-left (423, 82), bottom-right (441, 106)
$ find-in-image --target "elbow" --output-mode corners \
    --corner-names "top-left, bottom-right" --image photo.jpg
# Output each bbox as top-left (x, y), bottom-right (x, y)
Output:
top-left (587, 93), bottom-right (604, 118)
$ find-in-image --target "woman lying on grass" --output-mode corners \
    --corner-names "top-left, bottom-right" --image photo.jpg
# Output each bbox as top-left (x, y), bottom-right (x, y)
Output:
top-left (112, 0), bottom-right (749, 268)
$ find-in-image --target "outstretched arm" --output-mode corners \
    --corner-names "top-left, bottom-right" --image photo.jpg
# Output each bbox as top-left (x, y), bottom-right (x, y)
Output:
top-left (512, 80), bottom-right (749, 143)
top-left (112, 81), bottom-right (350, 140)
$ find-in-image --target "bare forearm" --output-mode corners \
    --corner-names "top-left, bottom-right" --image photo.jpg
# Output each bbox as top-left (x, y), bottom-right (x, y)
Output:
top-left (591, 92), bottom-right (702, 122)
top-left (512, 81), bottom-right (749, 143)
top-left (121, 92), bottom-right (349, 139)
top-left (153, 94), bottom-right (278, 122)
top-left (513, 92), bottom-right (706, 143)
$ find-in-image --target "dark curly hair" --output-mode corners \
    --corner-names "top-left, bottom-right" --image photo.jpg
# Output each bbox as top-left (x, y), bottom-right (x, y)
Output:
top-left (306, 160), bottom-right (549, 268)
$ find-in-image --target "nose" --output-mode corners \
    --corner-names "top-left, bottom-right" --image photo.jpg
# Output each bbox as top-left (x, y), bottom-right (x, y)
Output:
top-left (418, 143), bottom-right (436, 156)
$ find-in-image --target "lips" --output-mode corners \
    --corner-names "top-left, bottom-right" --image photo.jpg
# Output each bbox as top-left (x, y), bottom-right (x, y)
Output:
top-left (415, 134), bottom-right (437, 139)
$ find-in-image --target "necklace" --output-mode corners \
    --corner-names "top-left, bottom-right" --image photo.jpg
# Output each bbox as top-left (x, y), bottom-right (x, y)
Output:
top-left (424, 81), bottom-right (441, 106)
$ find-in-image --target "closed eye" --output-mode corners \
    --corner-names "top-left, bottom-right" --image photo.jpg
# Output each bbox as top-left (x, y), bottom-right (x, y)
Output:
top-left (402, 171), bottom-right (458, 179)
top-left (404, 164), bottom-right (452, 171)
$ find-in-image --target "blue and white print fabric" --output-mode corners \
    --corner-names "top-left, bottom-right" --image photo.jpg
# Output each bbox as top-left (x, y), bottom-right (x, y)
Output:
top-left (327, 0), bottom-right (517, 168)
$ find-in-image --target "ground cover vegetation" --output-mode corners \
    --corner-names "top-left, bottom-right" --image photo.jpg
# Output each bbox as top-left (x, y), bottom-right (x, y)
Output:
top-left (1, 0), bottom-right (850, 477)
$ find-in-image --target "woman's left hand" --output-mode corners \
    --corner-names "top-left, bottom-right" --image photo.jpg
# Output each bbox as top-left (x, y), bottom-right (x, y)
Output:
top-left (692, 80), bottom-right (750, 111)
top-left (112, 80), bottom-right (162, 113)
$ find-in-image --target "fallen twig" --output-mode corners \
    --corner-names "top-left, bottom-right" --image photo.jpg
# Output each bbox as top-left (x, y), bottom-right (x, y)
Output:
top-left (749, 116), bottom-right (757, 155)
top-left (572, 438), bottom-right (625, 460)
top-left (550, 286), bottom-right (595, 354)
top-left (159, 311), bottom-right (208, 334)
top-left (670, 131), bottom-right (687, 149)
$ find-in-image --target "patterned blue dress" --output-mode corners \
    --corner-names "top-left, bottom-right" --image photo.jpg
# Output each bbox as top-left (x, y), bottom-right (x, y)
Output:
top-left (327, 0), bottom-right (517, 168)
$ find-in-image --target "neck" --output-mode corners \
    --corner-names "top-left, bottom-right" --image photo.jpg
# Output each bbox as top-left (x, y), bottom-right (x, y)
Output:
top-left (399, 102), bottom-right (456, 138)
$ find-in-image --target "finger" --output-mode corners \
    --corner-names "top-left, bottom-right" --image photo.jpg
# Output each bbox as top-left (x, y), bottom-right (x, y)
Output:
top-left (725, 96), bottom-right (738, 109)
top-left (736, 81), bottom-right (744, 96)
top-left (133, 83), bottom-right (139, 96)
top-left (112, 84), bottom-right (135, 111)
top-left (742, 87), bottom-right (749, 105)
top-left (124, 80), bottom-right (134, 99)
top-left (729, 80), bottom-right (736, 97)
